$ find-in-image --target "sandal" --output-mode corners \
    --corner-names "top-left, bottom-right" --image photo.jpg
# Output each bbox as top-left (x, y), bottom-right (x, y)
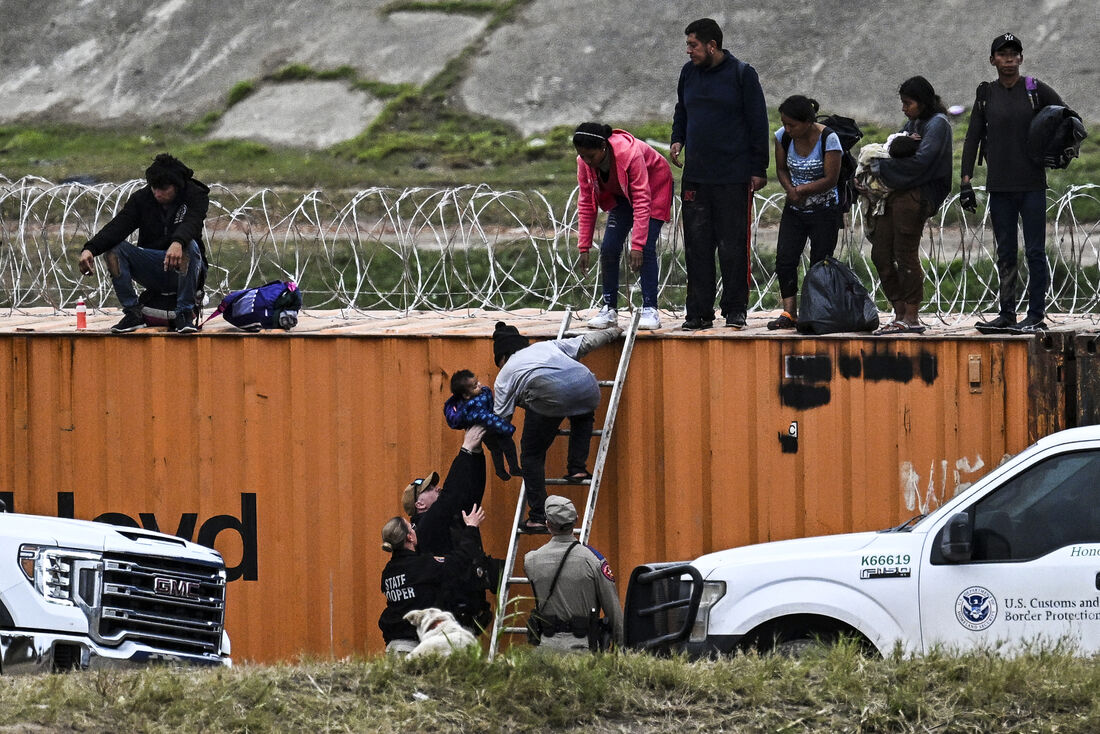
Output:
top-left (873, 321), bottom-right (908, 335)
top-left (874, 321), bottom-right (926, 335)
top-left (767, 311), bottom-right (797, 330)
top-left (562, 471), bottom-right (593, 484)
top-left (517, 520), bottom-right (549, 535)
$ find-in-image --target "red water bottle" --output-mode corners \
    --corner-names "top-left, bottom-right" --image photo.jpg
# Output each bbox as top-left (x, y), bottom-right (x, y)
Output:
top-left (76, 298), bottom-right (87, 330)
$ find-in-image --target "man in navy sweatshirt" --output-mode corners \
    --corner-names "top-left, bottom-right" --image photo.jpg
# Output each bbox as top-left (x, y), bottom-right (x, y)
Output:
top-left (670, 18), bottom-right (769, 331)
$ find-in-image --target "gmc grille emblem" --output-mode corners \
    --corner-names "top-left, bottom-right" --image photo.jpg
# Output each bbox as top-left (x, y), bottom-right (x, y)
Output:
top-left (154, 577), bottom-right (200, 599)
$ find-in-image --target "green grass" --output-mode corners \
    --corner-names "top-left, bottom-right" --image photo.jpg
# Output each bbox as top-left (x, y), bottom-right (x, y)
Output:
top-left (0, 646), bottom-right (1097, 732)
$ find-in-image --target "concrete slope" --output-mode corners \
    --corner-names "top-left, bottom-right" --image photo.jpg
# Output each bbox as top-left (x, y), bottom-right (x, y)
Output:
top-left (0, 0), bottom-right (1094, 146)
top-left (460, 0), bottom-right (1099, 135)
top-left (0, 1), bottom-right (486, 127)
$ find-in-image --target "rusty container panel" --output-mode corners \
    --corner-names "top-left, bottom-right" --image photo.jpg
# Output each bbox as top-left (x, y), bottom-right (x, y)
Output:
top-left (0, 330), bottom-right (1034, 662)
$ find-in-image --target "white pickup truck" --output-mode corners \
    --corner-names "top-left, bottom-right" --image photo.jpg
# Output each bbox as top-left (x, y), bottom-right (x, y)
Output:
top-left (625, 426), bottom-right (1100, 656)
top-left (0, 510), bottom-right (230, 673)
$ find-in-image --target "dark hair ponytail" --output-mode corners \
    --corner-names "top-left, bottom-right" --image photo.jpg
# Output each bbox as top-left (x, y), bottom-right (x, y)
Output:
top-left (572, 122), bottom-right (613, 150)
top-left (778, 95), bottom-right (820, 123)
top-left (898, 76), bottom-right (947, 119)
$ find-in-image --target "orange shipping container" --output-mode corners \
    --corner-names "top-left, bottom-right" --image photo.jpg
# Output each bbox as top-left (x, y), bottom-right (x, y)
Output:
top-left (0, 312), bottom-right (1065, 662)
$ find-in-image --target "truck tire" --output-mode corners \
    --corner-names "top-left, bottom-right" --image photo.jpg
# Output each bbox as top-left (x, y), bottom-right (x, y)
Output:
top-left (771, 637), bottom-right (827, 658)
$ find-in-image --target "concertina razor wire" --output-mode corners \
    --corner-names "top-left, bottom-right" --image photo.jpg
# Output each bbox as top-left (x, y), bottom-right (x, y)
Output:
top-left (1, 175), bottom-right (1098, 324)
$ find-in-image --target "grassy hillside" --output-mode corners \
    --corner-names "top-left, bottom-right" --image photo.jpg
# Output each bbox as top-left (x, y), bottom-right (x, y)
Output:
top-left (1, 0), bottom-right (1096, 211)
top-left (0, 645), bottom-right (1097, 732)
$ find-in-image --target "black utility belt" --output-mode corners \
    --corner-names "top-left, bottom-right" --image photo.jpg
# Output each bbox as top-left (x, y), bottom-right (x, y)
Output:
top-left (534, 615), bottom-right (589, 638)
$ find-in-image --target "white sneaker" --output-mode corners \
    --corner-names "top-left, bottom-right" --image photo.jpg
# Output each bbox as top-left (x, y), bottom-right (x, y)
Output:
top-left (587, 306), bottom-right (618, 329)
top-left (638, 307), bottom-right (661, 330)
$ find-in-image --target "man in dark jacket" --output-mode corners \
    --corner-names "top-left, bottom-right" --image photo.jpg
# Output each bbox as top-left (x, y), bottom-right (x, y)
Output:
top-left (77, 153), bottom-right (210, 334)
top-left (671, 18), bottom-right (769, 331)
top-left (961, 33), bottom-right (1064, 333)
top-left (401, 426), bottom-right (498, 632)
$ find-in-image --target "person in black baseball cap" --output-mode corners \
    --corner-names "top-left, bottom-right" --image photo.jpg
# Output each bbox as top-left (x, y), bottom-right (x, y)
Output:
top-left (989, 32), bottom-right (1022, 55)
top-left (961, 32), bottom-right (1067, 334)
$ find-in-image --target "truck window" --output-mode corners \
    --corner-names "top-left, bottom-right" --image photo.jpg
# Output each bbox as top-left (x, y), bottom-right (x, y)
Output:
top-left (971, 449), bottom-right (1100, 561)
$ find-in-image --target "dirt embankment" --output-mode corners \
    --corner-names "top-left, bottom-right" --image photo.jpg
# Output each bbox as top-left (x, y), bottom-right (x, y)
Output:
top-left (0, 0), bottom-right (1094, 146)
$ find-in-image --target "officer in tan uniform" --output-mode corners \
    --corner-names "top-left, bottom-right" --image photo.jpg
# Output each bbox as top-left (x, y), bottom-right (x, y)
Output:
top-left (523, 495), bottom-right (623, 652)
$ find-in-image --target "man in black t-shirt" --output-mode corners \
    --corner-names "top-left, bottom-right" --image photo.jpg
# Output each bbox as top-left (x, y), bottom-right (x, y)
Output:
top-left (961, 33), bottom-right (1064, 333)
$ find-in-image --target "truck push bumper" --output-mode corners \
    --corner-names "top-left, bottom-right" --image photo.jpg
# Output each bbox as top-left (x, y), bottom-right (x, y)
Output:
top-left (1, 631), bottom-right (230, 675)
top-left (624, 562), bottom-right (704, 651)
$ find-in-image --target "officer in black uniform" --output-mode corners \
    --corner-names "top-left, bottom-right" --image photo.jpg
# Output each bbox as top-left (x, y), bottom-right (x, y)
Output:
top-left (523, 495), bottom-right (623, 652)
top-left (400, 425), bottom-right (499, 633)
top-left (378, 503), bottom-right (485, 655)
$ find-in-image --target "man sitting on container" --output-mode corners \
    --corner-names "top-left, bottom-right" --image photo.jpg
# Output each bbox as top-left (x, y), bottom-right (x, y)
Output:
top-left (524, 495), bottom-right (622, 652)
top-left (491, 321), bottom-right (622, 533)
top-left (77, 153), bottom-right (210, 334)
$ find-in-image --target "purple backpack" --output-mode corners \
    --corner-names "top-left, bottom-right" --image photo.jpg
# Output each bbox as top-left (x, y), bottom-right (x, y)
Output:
top-left (201, 281), bottom-right (301, 331)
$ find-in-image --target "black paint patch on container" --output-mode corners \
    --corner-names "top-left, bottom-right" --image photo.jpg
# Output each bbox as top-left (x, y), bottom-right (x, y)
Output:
top-left (780, 383), bottom-right (830, 409)
top-left (862, 352), bottom-right (915, 383)
top-left (919, 352), bottom-right (939, 384)
top-left (778, 432), bottom-right (798, 453)
top-left (784, 354), bottom-right (832, 382)
top-left (838, 353), bottom-right (862, 378)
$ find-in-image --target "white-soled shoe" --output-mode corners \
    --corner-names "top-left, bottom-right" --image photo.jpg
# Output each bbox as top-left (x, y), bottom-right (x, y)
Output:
top-left (638, 307), bottom-right (661, 330)
top-left (587, 306), bottom-right (618, 329)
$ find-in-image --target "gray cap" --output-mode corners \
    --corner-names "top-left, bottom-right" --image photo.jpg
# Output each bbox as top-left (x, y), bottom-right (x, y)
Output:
top-left (545, 495), bottom-right (577, 525)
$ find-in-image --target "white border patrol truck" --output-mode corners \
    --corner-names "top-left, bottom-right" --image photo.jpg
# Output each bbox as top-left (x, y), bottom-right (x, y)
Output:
top-left (0, 511), bottom-right (230, 673)
top-left (624, 426), bottom-right (1100, 656)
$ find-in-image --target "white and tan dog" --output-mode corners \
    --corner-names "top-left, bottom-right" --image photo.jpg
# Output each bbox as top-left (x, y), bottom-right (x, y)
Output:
top-left (403, 607), bottom-right (478, 657)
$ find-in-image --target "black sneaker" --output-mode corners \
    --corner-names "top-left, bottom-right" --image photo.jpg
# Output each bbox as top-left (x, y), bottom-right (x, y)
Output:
top-left (110, 309), bottom-right (145, 334)
top-left (975, 314), bottom-right (1016, 333)
top-left (1011, 314), bottom-right (1047, 333)
top-left (682, 318), bottom-right (714, 331)
top-left (173, 311), bottom-right (197, 334)
top-left (725, 311), bottom-right (747, 329)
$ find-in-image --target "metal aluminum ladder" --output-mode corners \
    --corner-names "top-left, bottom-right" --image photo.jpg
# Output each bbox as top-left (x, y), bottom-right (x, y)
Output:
top-left (487, 307), bottom-right (640, 659)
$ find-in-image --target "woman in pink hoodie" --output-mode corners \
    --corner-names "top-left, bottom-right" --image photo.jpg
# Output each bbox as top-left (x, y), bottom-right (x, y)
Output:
top-left (573, 122), bottom-right (673, 330)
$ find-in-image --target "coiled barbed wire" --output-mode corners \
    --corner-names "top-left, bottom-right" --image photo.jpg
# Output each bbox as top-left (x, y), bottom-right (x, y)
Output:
top-left (1, 175), bottom-right (1097, 321)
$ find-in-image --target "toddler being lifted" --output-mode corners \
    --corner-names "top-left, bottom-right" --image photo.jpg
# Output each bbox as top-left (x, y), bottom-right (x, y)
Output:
top-left (444, 369), bottom-right (520, 481)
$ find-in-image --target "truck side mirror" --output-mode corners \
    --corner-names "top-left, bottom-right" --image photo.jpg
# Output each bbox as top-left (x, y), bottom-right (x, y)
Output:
top-left (940, 512), bottom-right (973, 562)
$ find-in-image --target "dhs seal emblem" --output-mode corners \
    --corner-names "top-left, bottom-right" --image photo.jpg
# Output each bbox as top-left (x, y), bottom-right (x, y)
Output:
top-left (955, 586), bottom-right (998, 631)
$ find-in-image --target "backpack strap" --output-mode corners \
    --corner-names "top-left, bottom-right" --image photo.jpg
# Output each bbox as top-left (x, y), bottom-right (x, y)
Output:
top-left (780, 125), bottom-right (832, 161)
top-left (975, 81), bottom-right (992, 167)
top-left (820, 126), bottom-right (834, 157)
top-left (1025, 76), bottom-right (1039, 110)
top-left (197, 302), bottom-right (226, 331)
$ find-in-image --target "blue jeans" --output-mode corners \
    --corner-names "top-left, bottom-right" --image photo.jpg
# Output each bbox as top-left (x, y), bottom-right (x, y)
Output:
top-left (988, 190), bottom-right (1048, 319)
top-left (598, 199), bottom-right (662, 309)
top-left (109, 240), bottom-right (204, 312)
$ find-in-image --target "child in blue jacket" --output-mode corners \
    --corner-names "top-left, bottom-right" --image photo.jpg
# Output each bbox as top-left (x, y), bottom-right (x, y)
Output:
top-left (444, 369), bottom-right (520, 481)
